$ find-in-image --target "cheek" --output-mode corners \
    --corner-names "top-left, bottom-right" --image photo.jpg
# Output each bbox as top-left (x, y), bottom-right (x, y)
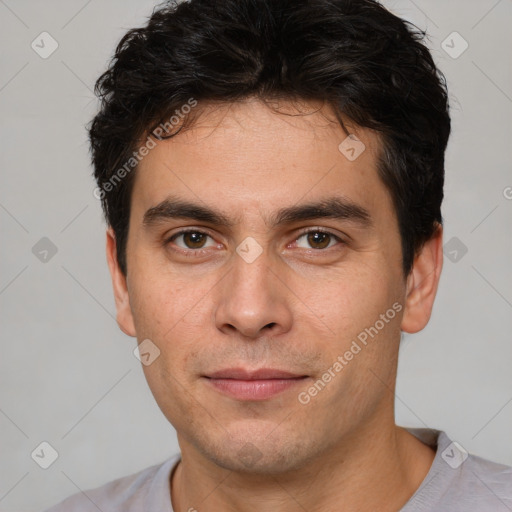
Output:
top-left (141, 359), bottom-right (200, 435)
top-left (300, 263), bottom-right (404, 396)
top-left (304, 264), bottom-right (397, 336)
top-left (303, 275), bottom-right (402, 418)
top-left (129, 263), bottom-right (202, 333)
top-left (127, 282), bottom-right (193, 393)
top-left (132, 278), bottom-right (206, 424)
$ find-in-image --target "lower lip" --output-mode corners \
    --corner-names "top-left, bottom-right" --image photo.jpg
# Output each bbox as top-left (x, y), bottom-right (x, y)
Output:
top-left (205, 377), bottom-right (307, 401)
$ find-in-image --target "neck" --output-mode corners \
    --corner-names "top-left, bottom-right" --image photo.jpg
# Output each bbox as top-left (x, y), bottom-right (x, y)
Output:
top-left (171, 418), bottom-right (435, 512)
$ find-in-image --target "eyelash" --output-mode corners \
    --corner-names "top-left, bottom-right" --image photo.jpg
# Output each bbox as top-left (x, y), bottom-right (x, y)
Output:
top-left (164, 228), bottom-right (344, 257)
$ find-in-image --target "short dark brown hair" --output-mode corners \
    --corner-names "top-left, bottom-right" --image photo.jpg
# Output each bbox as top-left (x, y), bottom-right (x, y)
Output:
top-left (89, 0), bottom-right (451, 276)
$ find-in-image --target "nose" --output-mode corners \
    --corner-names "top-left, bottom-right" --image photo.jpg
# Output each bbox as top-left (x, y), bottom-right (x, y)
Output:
top-left (213, 248), bottom-right (293, 340)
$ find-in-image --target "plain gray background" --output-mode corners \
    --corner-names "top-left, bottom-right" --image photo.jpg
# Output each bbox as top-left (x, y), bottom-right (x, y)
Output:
top-left (1, 0), bottom-right (511, 510)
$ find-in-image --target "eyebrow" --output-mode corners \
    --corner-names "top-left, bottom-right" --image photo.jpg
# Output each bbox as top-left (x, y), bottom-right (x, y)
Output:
top-left (143, 195), bottom-right (372, 229)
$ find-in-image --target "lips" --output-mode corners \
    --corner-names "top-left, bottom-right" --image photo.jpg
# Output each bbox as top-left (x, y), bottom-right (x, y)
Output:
top-left (206, 368), bottom-right (305, 380)
top-left (204, 368), bottom-right (308, 401)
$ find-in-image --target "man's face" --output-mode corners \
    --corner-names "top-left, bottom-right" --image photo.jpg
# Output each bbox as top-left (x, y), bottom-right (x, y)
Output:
top-left (118, 99), bottom-right (409, 472)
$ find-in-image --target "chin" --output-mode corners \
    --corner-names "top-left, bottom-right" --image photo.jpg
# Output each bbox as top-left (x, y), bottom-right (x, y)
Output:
top-left (194, 428), bottom-right (317, 475)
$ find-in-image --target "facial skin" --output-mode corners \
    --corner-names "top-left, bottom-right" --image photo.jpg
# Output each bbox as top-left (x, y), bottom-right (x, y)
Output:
top-left (106, 98), bottom-right (443, 511)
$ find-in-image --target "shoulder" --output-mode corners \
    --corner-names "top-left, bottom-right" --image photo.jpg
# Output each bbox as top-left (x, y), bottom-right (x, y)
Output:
top-left (403, 428), bottom-right (512, 511)
top-left (43, 455), bottom-right (180, 512)
top-left (455, 452), bottom-right (512, 505)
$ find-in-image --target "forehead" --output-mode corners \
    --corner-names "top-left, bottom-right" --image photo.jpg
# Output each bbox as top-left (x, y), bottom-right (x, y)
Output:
top-left (131, 98), bottom-right (392, 224)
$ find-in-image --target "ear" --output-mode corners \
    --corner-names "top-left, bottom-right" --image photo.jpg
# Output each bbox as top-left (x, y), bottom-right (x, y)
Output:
top-left (106, 227), bottom-right (137, 337)
top-left (401, 225), bottom-right (443, 334)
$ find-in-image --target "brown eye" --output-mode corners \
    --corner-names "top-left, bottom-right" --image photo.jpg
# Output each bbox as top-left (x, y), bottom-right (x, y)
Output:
top-left (182, 232), bottom-right (207, 248)
top-left (307, 232), bottom-right (331, 249)
top-left (295, 230), bottom-right (340, 250)
top-left (170, 231), bottom-right (215, 250)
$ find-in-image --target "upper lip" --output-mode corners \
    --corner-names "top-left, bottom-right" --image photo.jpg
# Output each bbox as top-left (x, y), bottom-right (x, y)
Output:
top-left (205, 368), bottom-right (307, 380)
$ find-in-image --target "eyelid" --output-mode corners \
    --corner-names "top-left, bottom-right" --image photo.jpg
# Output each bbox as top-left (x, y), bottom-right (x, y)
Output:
top-left (295, 226), bottom-right (344, 238)
top-left (167, 227), bottom-right (212, 239)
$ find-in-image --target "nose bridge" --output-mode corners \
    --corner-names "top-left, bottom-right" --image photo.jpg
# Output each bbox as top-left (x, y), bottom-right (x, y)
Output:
top-left (232, 249), bottom-right (272, 298)
top-left (214, 245), bottom-right (293, 338)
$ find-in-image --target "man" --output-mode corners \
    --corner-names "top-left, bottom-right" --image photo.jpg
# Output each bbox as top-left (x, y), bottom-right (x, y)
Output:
top-left (46, 0), bottom-right (512, 510)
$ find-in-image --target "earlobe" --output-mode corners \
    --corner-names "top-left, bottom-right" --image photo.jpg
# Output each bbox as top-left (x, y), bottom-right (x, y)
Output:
top-left (401, 225), bottom-right (443, 334)
top-left (106, 228), bottom-right (137, 337)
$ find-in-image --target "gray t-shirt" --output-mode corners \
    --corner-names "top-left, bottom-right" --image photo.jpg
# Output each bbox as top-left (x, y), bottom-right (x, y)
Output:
top-left (44, 428), bottom-right (512, 511)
